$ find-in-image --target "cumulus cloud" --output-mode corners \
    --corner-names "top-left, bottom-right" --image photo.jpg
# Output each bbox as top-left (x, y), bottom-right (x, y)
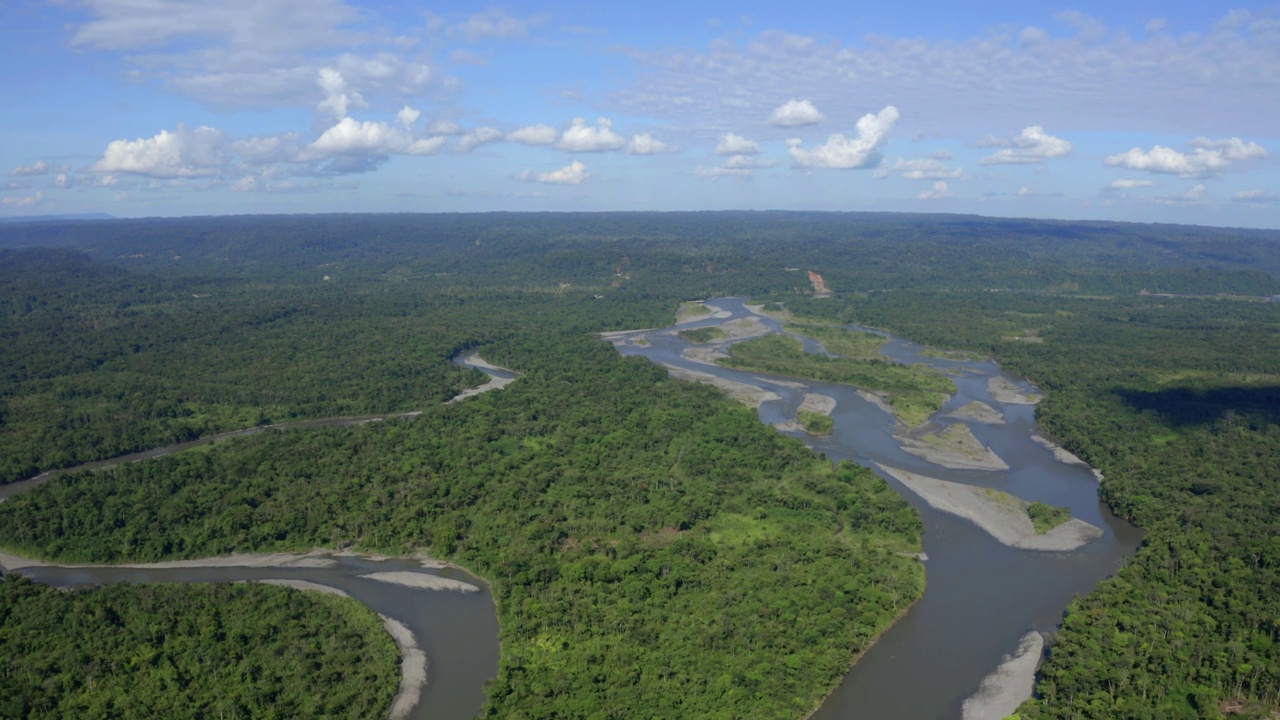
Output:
top-left (456, 127), bottom-right (503, 152)
top-left (518, 160), bottom-right (589, 184)
top-left (716, 132), bottom-right (762, 155)
top-left (316, 67), bottom-right (366, 119)
top-left (2, 190), bottom-right (46, 207)
top-left (557, 118), bottom-right (627, 152)
top-left (787, 106), bottom-right (898, 169)
top-left (92, 124), bottom-right (228, 178)
top-left (1105, 137), bottom-right (1267, 177)
top-left (769, 99), bottom-right (825, 127)
top-left (626, 134), bottom-right (676, 154)
top-left (878, 157), bottom-right (964, 180)
top-left (1109, 178), bottom-right (1154, 189)
top-left (507, 124), bottom-right (559, 146)
top-left (299, 117), bottom-right (445, 167)
top-left (396, 106), bottom-right (421, 131)
top-left (918, 181), bottom-right (952, 199)
top-left (978, 126), bottom-right (1073, 164)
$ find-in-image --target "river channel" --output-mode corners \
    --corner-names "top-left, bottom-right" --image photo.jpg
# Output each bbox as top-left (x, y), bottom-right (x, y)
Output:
top-left (2, 306), bottom-right (1141, 720)
top-left (612, 297), bottom-right (1143, 720)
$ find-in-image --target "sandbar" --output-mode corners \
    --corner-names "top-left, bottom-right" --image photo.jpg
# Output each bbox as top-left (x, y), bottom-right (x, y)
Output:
top-left (448, 355), bottom-right (520, 404)
top-left (878, 465), bottom-right (1103, 551)
top-left (662, 364), bottom-right (782, 409)
top-left (949, 401), bottom-right (1006, 424)
top-left (359, 571), bottom-right (480, 593)
top-left (988, 376), bottom-right (1042, 405)
top-left (382, 616), bottom-right (428, 720)
top-left (898, 423), bottom-right (1010, 471)
top-left (961, 631), bottom-right (1045, 720)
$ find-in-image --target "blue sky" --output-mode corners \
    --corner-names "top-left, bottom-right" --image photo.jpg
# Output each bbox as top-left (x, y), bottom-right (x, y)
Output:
top-left (3, 1), bottom-right (1279, 228)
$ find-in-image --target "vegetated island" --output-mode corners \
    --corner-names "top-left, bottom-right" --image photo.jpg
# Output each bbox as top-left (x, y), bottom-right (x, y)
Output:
top-left (897, 422), bottom-right (1010, 471)
top-left (877, 465), bottom-right (1103, 551)
top-left (950, 401), bottom-right (1006, 424)
top-left (988, 376), bottom-right (1043, 405)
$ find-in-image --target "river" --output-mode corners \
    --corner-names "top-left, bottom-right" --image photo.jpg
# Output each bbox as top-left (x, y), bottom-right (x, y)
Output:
top-left (611, 297), bottom-right (1143, 720)
top-left (2, 308), bottom-right (1139, 720)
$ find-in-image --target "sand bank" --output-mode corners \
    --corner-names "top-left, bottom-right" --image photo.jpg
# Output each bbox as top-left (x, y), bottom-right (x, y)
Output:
top-left (382, 616), bottom-right (428, 720)
top-left (855, 389), bottom-right (897, 420)
top-left (949, 401), bottom-right (1006, 424)
top-left (878, 466), bottom-right (1103, 551)
top-left (988, 377), bottom-right (1042, 405)
top-left (360, 571), bottom-right (480, 593)
top-left (0, 549), bottom-right (349, 572)
top-left (662, 364), bottom-right (782, 409)
top-left (1031, 435), bottom-right (1087, 466)
top-left (448, 355), bottom-right (520, 404)
top-left (682, 346), bottom-right (729, 365)
top-left (898, 423), bottom-right (1010, 471)
top-left (961, 631), bottom-right (1045, 720)
top-left (774, 392), bottom-right (838, 434)
top-left (253, 580), bottom-right (427, 720)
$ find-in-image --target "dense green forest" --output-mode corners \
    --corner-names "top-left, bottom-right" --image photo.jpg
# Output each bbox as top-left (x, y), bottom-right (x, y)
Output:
top-left (786, 291), bottom-right (1280, 718)
top-left (0, 576), bottom-right (399, 719)
top-left (1, 212), bottom-right (1278, 718)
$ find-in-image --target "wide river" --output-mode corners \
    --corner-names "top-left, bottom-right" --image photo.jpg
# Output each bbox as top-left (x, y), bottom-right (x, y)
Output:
top-left (2, 304), bottom-right (1141, 719)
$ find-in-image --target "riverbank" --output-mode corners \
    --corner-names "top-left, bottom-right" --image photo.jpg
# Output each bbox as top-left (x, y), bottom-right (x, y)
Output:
top-left (877, 465), bottom-right (1103, 551)
top-left (961, 631), bottom-right (1045, 720)
top-left (774, 392), bottom-right (837, 433)
top-left (0, 547), bottom-right (459, 574)
top-left (1031, 434), bottom-right (1105, 481)
top-left (662, 364), bottom-right (782, 408)
top-left (257, 579), bottom-right (427, 720)
top-left (988, 377), bottom-right (1042, 405)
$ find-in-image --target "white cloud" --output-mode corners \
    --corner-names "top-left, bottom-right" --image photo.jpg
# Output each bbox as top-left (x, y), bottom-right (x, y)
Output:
top-left (716, 133), bottom-right (762, 155)
top-left (1109, 178), bottom-right (1154, 189)
top-left (978, 126), bottom-right (1073, 165)
top-left (518, 160), bottom-right (589, 184)
top-left (1234, 189), bottom-right (1280, 204)
top-left (918, 181), bottom-right (952, 199)
top-left (9, 160), bottom-right (69, 177)
top-left (426, 120), bottom-right (464, 136)
top-left (456, 127), bottom-right (503, 153)
top-left (694, 165), bottom-right (752, 179)
top-left (316, 67), bottom-right (366, 120)
top-left (1186, 137), bottom-right (1268, 161)
top-left (879, 157), bottom-right (964, 180)
top-left (723, 155), bottom-right (778, 169)
top-left (1182, 183), bottom-right (1207, 201)
top-left (396, 106), bottom-right (422, 131)
top-left (613, 12), bottom-right (1280, 138)
top-left (229, 133), bottom-right (304, 163)
top-left (507, 124), bottom-right (559, 146)
top-left (787, 106), bottom-right (898, 169)
top-left (557, 118), bottom-right (627, 152)
top-left (1105, 137), bottom-right (1267, 177)
top-left (769, 99), bottom-right (825, 127)
top-left (300, 117), bottom-right (445, 165)
top-left (54, 174), bottom-right (74, 189)
top-left (92, 124), bottom-right (228, 178)
top-left (1017, 186), bottom-right (1034, 196)
top-left (626, 134), bottom-right (676, 154)
top-left (452, 9), bottom-right (545, 42)
top-left (2, 190), bottom-right (46, 207)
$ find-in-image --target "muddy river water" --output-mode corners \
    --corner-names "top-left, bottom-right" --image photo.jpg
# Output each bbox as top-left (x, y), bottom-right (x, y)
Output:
top-left (2, 305), bottom-right (1140, 719)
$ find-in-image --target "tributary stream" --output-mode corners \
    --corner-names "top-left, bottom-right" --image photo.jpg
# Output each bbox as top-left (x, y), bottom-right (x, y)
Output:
top-left (2, 304), bottom-right (1140, 720)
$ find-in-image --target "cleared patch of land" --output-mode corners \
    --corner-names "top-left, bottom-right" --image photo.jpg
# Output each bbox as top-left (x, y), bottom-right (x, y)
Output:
top-left (877, 465), bottom-right (1103, 551)
top-left (898, 423), bottom-right (1010, 471)
top-left (988, 376), bottom-right (1043, 405)
top-left (949, 401), bottom-right (1006, 424)
top-left (961, 632), bottom-right (1045, 720)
